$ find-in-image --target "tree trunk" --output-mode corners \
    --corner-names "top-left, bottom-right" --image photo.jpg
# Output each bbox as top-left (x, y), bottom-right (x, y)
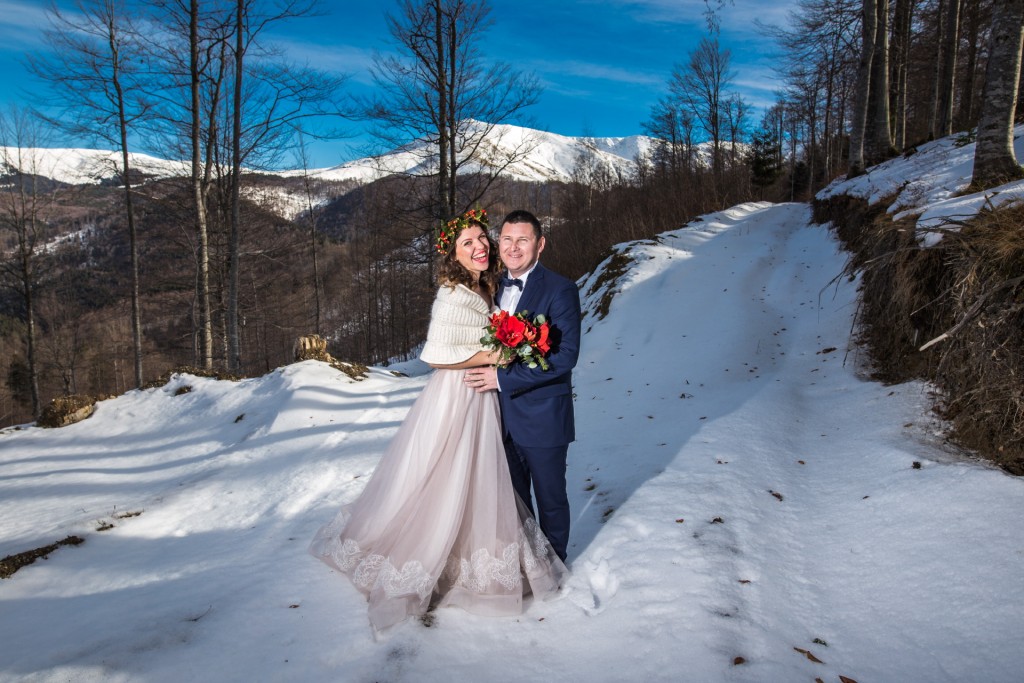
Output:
top-left (446, 5), bottom-right (458, 218)
top-left (936, 0), bottom-right (961, 137)
top-left (17, 212), bottom-right (41, 417)
top-left (190, 0), bottom-right (213, 369)
top-left (891, 0), bottom-right (915, 150)
top-left (866, 0), bottom-right (893, 164)
top-left (972, 0), bottom-right (1024, 187)
top-left (110, 24), bottom-right (143, 389)
top-left (434, 0), bottom-right (449, 225)
top-left (958, 0), bottom-right (983, 127)
top-left (227, 0), bottom-right (243, 372)
top-left (849, 0), bottom-right (877, 175)
top-left (929, 0), bottom-right (946, 140)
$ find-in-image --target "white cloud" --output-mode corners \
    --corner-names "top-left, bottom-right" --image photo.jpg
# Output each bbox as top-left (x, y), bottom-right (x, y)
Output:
top-left (263, 35), bottom-right (379, 84)
top-left (0, 0), bottom-right (52, 49)
top-left (588, 0), bottom-right (794, 35)
top-left (538, 59), bottom-right (664, 87)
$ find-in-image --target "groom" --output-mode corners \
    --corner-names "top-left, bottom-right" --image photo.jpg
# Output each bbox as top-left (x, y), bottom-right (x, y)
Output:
top-left (465, 209), bottom-right (582, 562)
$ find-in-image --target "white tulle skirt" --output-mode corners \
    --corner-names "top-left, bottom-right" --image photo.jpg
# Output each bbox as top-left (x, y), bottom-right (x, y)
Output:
top-left (310, 369), bottom-right (568, 631)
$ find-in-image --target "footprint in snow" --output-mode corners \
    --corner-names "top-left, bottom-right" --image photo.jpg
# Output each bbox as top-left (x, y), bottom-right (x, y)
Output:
top-left (569, 557), bottom-right (620, 616)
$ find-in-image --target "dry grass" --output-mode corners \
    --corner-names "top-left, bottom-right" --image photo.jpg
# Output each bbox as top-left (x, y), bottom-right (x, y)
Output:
top-left (816, 196), bottom-right (1024, 474)
top-left (924, 205), bottom-right (1024, 473)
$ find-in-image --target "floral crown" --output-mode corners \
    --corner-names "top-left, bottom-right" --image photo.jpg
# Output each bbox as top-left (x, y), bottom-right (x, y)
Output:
top-left (436, 208), bottom-right (488, 254)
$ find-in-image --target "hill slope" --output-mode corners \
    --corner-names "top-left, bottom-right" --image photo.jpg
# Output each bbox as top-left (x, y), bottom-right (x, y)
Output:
top-left (2, 198), bottom-right (1022, 682)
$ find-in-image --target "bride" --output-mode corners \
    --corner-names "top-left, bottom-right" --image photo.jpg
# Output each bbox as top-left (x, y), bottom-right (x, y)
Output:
top-left (310, 208), bottom-right (568, 631)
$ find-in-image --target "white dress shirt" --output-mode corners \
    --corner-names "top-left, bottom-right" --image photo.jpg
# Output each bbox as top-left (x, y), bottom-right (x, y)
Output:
top-left (499, 262), bottom-right (537, 313)
top-left (496, 262), bottom-right (538, 392)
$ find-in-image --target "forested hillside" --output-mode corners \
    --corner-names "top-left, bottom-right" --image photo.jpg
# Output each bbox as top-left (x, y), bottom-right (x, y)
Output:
top-left (3, 0), bottom-right (1023, 444)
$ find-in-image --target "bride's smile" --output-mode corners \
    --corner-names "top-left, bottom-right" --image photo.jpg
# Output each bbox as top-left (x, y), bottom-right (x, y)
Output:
top-left (454, 224), bottom-right (492, 277)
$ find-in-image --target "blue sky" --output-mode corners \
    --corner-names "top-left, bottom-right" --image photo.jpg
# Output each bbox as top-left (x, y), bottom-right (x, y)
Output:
top-left (0, 0), bottom-right (792, 169)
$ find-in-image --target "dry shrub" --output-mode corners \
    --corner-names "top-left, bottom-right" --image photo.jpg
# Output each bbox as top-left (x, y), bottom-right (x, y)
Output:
top-left (37, 394), bottom-right (98, 428)
top-left (818, 195), bottom-right (1024, 474)
top-left (852, 214), bottom-right (950, 382)
top-left (812, 194), bottom-right (895, 262)
top-left (823, 195), bottom-right (950, 383)
top-left (294, 335), bottom-right (369, 381)
top-left (924, 205), bottom-right (1024, 474)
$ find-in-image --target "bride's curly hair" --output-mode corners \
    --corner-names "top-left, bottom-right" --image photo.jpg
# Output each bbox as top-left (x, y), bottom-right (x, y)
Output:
top-left (437, 218), bottom-right (500, 297)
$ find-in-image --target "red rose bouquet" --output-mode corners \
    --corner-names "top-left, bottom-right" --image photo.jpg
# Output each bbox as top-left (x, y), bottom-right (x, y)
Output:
top-left (481, 310), bottom-right (552, 370)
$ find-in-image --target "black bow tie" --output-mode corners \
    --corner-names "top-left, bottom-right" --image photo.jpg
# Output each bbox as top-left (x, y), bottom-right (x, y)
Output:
top-left (501, 276), bottom-right (524, 290)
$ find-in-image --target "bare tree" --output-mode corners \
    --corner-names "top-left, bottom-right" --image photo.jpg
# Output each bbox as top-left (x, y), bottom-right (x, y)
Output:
top-left (723, 93), bottom-right (750, 166)
top-left (365, 0), bottom-right (540, 234)
top-left (972, 0), bottom-right (1024, 187)
top-left (187, 0), bottom-right (223, 368)
top-left (934, 0), bottom-right (962, 138)
top-left (849, 0), bottom-right (877, 175)
top-left (670, 37), bottom-right (734, 190)
top-left (222, 0), bottom-right (346, 371)
top-left (146, 0), bottom-right (344, 371)
top-left (890, 0), bottom-right (916, 150)
top-left (143, 0), bottom-right (232, 369)
top-left (702, 0), bottom-right (735, 33)
top-left (0, 109), bottom-right (57, 417)
top-left (557, 137), bottom-right (619, 272)
top-left (36, 288), bottom-right (88, 396)
top-left (644, 96), bottom-right (698, 176)
top-left (31, 0), bottom-right (149, 387)
top-left (956, 0), bottom-right (990, 129)
top-left (294, 132), bottom-right (324, 336)
top-left (761, 0), bottom-right (860, 181)
top-left (864, 0), bottom-right (893, 163)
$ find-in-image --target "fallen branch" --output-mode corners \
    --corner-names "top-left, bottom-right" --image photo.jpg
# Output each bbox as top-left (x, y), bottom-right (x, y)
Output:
top-left (919, 275), bottom-right (1024, 351)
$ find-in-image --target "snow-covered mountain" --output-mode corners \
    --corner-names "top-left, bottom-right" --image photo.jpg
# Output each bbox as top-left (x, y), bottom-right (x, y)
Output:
top-left (282, 121), bottom-right (657, 185)
top-left (0, 146), bottom-right (188, 185)
top-left (1, 122), bottom-right (660, 189)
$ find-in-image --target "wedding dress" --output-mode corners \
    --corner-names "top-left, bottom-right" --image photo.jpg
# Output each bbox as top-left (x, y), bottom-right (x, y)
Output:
top-left (310, 284), bottom-right (568, 631)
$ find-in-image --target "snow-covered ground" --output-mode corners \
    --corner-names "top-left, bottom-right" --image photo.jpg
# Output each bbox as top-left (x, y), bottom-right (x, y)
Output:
top-left (4, 128), bottom-right (1024, 681)
top-left (818, 123), bottom-right (1024, 246)
top-left (3, 180), bottom-right (1022, 681)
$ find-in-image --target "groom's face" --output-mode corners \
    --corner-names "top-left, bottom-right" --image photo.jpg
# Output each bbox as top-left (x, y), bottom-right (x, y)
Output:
top-left (499, 221), bottom-right (545, 278)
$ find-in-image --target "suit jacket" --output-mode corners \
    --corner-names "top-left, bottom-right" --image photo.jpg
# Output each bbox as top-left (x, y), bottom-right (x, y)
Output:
top-left (497, 262), bottom-right (582, 447)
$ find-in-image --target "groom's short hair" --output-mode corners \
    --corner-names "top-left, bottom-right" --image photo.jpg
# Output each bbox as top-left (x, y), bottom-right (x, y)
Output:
top-left (501, 209), bottom-right (543, 239)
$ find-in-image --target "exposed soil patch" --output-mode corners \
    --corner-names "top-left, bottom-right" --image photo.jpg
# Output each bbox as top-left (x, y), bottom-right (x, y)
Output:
top-left (1, 536), bottom-right (85, 579)
top-left (585, 249), bottom-right (635, 322)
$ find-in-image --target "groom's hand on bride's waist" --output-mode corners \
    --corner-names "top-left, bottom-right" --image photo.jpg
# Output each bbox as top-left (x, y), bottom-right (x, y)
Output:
top-left (464, 366), bottom-right (498, 393)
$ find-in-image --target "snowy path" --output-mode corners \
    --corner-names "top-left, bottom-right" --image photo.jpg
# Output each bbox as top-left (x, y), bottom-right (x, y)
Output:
top-left (2, 203), bottom-right (1023, 683)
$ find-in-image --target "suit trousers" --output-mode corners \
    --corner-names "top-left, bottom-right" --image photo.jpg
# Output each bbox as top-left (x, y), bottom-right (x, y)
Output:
top-left (503, 436), bottom-right (570, 562)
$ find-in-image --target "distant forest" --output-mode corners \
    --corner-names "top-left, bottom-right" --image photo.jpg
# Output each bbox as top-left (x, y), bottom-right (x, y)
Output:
top-left (2, 0), bottom-right (1023, 428)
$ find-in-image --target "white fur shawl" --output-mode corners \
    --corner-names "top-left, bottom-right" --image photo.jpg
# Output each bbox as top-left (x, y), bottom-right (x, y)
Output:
top-left (419, 284), bottom-right (492, 365)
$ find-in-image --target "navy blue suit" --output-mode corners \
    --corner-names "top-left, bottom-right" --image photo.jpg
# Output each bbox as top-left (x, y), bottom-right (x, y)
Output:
top-left (497, 262), bottom-right (581, 561)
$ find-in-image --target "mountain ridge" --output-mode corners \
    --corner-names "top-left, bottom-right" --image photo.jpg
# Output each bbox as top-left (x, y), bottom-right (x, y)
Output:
top-left (1, 121), bottom-right (704, 189)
